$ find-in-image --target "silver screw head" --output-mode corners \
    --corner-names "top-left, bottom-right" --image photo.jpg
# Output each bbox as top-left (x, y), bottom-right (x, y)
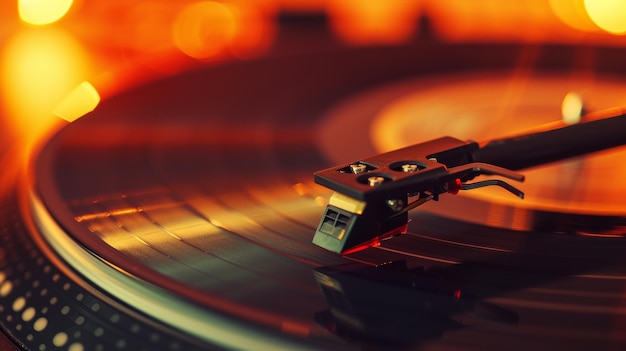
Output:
top-left (368, 176), bottom-right (385, 187)
top-left (401, 164), bottom-right (418, 172)
top-left (350, 163), bottom-right (367, 174)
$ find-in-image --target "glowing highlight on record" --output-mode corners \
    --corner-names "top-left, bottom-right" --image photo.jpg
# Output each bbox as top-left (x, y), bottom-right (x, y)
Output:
top-left (19, 0), bottom-right (73, 25)
top-left (584, 0), bottom-right (626, 34)
top-left (53, 82), bottom-right (101, 122)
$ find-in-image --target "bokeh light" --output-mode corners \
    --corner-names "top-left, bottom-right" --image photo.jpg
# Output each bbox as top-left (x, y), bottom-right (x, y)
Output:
top-left (561, 91), bottom-right (585, 125)
top-left (275, 0), bottom-right (326, 12)
top-left (53, 81), bottom-right (101, 122)
top-left (227, 2), bottom-right (276, 59)
top-left (548, 0), bottom-right (599, 32)
top-left (172, 1), bottom-right (238, 60)
top-left (172, 1), bottom-right (274, 61)
top-left (584, 0), bottom-right (626, 34)
top-left (1, 29), bottom-right (91, 143)
top-left (326, 0), bottom-right (420, 45)
top-left (427, 0), bottom-right (566, 42)
top-left (18, 0), bottom-right (74, 25)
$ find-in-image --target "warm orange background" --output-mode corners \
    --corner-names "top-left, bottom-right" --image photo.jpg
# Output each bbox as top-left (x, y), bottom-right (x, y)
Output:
top-left (0, 0), bottom-right (625, 194)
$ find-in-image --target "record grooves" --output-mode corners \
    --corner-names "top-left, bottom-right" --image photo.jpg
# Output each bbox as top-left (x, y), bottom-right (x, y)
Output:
top-left (0, 191), bottom-right (218, 351)
top-left (2, 42), bottom-right (626, 350)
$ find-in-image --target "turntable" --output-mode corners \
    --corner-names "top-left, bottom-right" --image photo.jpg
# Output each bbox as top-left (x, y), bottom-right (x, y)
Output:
top-left (2, 2), bottom-right (626, 351)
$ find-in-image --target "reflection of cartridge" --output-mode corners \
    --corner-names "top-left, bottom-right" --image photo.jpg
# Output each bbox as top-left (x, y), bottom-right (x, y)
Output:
top-left (313, 262), bottom-right (465, 344)
top-left (313, 261), bottom-right (519, 345)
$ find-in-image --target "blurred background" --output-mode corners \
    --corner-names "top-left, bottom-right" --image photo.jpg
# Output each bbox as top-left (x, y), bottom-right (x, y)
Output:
top-left (1, 0), bottom-right (626, 194)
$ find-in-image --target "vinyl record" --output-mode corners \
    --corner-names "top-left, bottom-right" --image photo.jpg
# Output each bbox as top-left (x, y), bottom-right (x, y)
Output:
top-left (3, 42), bottom-right (626, 351)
